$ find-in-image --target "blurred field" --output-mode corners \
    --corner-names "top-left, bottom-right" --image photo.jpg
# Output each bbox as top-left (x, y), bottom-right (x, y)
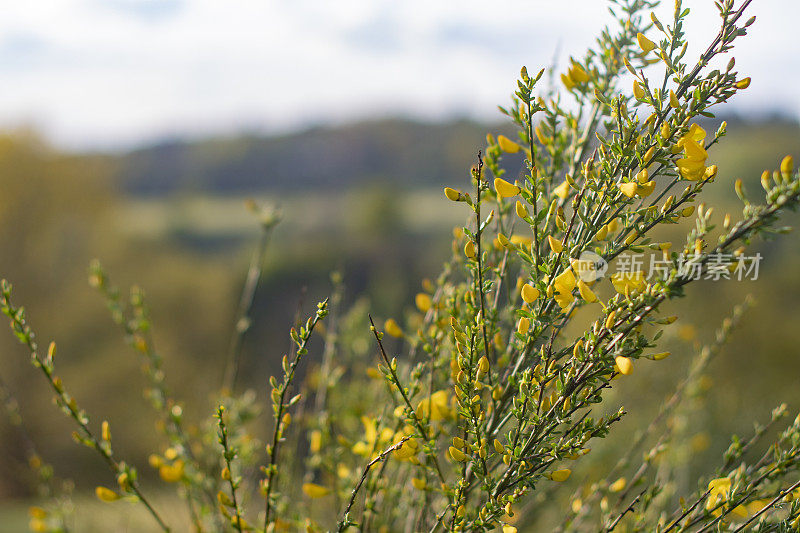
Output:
top-left (0, 116), bottom-right (798, 527)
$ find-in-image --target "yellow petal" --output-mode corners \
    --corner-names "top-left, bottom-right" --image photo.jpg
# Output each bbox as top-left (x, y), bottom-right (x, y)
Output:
top-left (669, 89), bottom-right (680, 109)
top-left (609, 477), bottom-right (627, 492)
top-left (521, 283), bottom-right (540, 304)
top-left (633, 81), bottom-right (646, 101)
top-left (28, 507), bottom-right (48, 520)
top-left (554, 291), bottom-right (574, 310)
top-left (614, 356), bottom-right (633, 375)
top-left (561, 73), bottom-right (576, 90)
top-left (636, 32), bottom-right (656, 53)
top-left (553, 181), bottom-right (570, 200)
top-left (554, 269), bottom-right (576, 293)
top-left (547, 235), bottom-right (563, 253)
top-left (302, 483), bottom-right (331, 498)
top-left (411, 478), bottom-right (427, 490)
top-left (503, 527), bottom-right (518, 533)
top-left (550, 469), bottom-right (572, 482)
top-left (444, 187), bottom-right (461, 201)
top-left (781, 155), bottom-right (794, 176)
top-left (682, 138), bottom-right (707, 161)
top-left (494, 177), bottom-right (521, 198)
top-left (687, 123), bottom-right (707, 142)
top-left (515, 200), bottom-right (529, 220)
top-left (569, 63), bottom-right (590, 84)
top-left (384, 318), bottom-right (403, 338)
top-left (577, 280), bottom-right (598, 303)
top-left (415, 293), bottom-right (432, 312)
top-left (159, 460), bottom-right (185, 483)
top-left (95, 486), bottom-right (121, 502)
top-left (735, 77), bottom-right (751, 89)
top-left (449, 446), bottom-right (468, 462)
top-left (464, 241), bottom-right (476, 259)
top-left (708, 477), bottom-right (731, 492)
top-left (637, 180), bottom-right (656, 197)
top-left (619, 182), bottom-right (638, 198)
top-left (497, 135), bottom-right (521, 154)
top-left (517, 317), bottom-right (530, 335)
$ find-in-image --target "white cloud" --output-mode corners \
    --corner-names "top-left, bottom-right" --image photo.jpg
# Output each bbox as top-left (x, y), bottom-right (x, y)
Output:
top-left (0, 0), bottom-right (795, 150)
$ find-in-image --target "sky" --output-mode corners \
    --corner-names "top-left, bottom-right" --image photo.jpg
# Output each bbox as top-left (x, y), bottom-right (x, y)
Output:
top-left (0, 1), bottom-right (797, 151)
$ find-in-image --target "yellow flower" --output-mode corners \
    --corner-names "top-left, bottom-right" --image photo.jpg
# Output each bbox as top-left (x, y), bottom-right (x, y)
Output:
top-left (633, 81), bottom-right (646, 100)
top-left (705, 477), bottom-right (732, 512)
top-left (28, 507), bottom-right (48, 519)
top-left (95, 486), bottom-right (121, 502)
top-left (159, 459), bottom-right (185, 483)
top-left (735, 77), bottom-right (751, 89)
top-left (669, 89), bottom-right (680, 108)
top-left (554, 290), bottom-right (574, 310)
top-left (352, 416), bottom-right (380, 456)
top-left (521, 283), bottom-right (540, 304)
top-left (302, 483), bottom-right (331, 498)
top-left (497, 135), bottom-right (521, 154)
top-left (502, 527), bottom-right (518, 533)
top-left (553, 181), bottom-right (570, 200)
top-left (614, 356), bottom-right (633, 375)
top-left (548, 235), bottom-right (563, 253)
top-left (781, 155), bottom-right (794, 176)
top-left (449, 446), bottom-right (468, 462)
top-left (577, 280), bottom-right (598, 303)
top-left (444, 187), bottom-right (461, 202)
top-left (610, 271), bottom-right (645, 295)
top-left (509, 235), bottom-right (533, 248)
top-left (637, 180), bottom-right (656, 197)
top-left (609, 477), bottom-right (627, 492)
top-left (515, 200), bottom-right (529, 220)
top-left (309, 430), bottom-right (322, 453)
top-left (495, 177), bottom-right (521, 198)
top-left (553, 268), bottom-right (575, 294)
top-left (411, 478), bottom-right (427, 490)
top-left (561, 73), bottom-right (576, 90)
top-left (549, 469), bottom-right (572, 482)
top-left (464, 241), bottom-right (476, 259)
top-left (619, 182), bottom-right (638, 198)
top-left (569, 63), bottom-right (590, 84)
top-left (384, 318), bottom-right (403, 338)
top-left (392, 435), bottom-right (419, 461)
top-left (517, 317), bottom-right (530, 335)
top-left (417, 390), bottom-right (452, 421)
top-left (29, 519), bottom-right (48, 532)
top-left (415, 293), bottom-right (432, 312)
top-left (218, 490), bottom-right (234, 507)
top-left (683, 138), bottom-right (708, 160)
top-left (636, 32), bottom-right (656, 53)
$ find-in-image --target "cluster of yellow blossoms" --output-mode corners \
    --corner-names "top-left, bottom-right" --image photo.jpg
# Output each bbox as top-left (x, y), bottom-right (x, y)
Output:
top-left (674, 124), bottom-right (715, 181)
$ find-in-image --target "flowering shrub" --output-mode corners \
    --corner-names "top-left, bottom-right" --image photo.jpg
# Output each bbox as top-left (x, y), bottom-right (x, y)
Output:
top-left (3, 0), bottom-right (800, 531)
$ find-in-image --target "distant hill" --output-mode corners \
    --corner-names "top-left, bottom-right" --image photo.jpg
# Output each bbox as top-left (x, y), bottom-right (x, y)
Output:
top-left (114, 118), bottom-right (517, 195)
top-left (110, 115), bottom-right (799, 196)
